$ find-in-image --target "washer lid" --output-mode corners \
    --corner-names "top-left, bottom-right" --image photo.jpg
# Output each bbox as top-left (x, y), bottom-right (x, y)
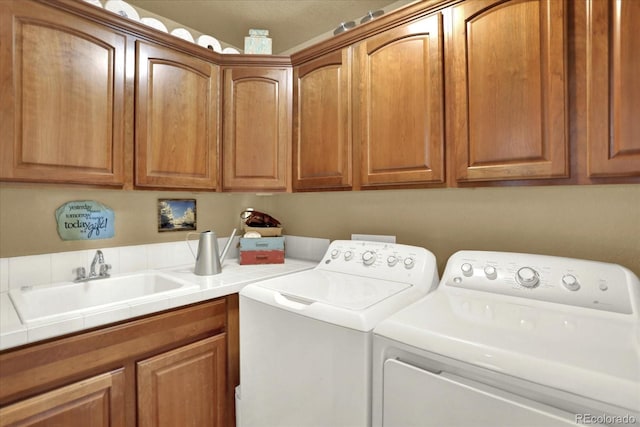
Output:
top-left (374, 289), bottom-right (640, 412)
top-left (257, 269), bottom-right (411, 310)
top-left (240, 268), bottom-right (430, 332)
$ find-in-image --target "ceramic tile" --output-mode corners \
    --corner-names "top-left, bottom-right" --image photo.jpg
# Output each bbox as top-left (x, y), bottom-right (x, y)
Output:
top-left (168, 289), bottom-right (204, 308)
top-left (8, 254), bottom-right (51, 289)
top-left (119, 245), bottom-right (148, 274)
top-left (166, 241), bottom-right (195, 267)
top-left (83, 305), bottom-right (131, 329)
top-left (0, 259), bottom-right (8, 293)
top-left (0, 329), bottom-right (28, 351)
top-left (27, 317), bottom-right (84, 343)
top-left (284, 235), bottom-right (329, 261)
top-left (128, 297), bottom-right (170, 318)
top-left (146, 243), bottom-right (174, 269)
top-left (51, 250), bottom-right (87, 283)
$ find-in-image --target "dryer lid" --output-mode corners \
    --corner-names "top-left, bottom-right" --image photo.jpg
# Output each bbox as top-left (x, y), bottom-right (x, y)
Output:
top-left (374, 290), bottom-right (640, 413)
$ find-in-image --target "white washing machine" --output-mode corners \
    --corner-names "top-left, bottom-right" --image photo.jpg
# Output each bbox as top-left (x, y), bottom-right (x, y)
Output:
top-left (238, 240), bottom-right (439, 427)
top-left (373, 251), bottom-right (640, 427)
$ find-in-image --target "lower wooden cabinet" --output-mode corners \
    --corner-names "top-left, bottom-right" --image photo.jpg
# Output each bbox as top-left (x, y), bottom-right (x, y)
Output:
top-left (137, 335), bottom-right (227, 427)
top-left (0, 299), bottom-right (235, 427)
top-left (0, 370), bottom-right (126, 427)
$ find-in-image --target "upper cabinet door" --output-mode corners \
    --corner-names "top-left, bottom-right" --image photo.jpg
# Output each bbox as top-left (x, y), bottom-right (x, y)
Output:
top-left (293, 49), bottom-right (352, 191)
top-left (135, 41), bottom-right (219, 190)
top-left (449, 0), bottom-right (568, 182)
top-left (223, 67), bottom-right (291, 192)
top-left (356, 13), bottom-right (445, 187)
top-left (0, 1), bottom-right (126, 186)
top-left (586, 0), bottom-right (640, 177)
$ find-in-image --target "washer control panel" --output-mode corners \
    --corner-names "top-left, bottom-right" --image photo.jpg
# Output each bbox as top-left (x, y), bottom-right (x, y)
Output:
top-left (443, 251), bottom-right (638, 314)
top-left (318, 240), bottom-right (438, 288)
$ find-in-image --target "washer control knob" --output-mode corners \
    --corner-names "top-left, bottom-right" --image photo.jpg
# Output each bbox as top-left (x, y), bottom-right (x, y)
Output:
top-left (484, 265), bottom-right (497, 280)
top-left (516, 267), bottom-right (540, 288)
top-left (330, 249), bottom-right (340, 259)
top-left (362, 251), bottom-right (376, 266)
top-left (404, 257), bottom-right (415, 269)
top-left (344, 250), bottom-right (354, 261)
top-left (387, 255), bottom-right (399, 267)
top-left (562, 274), bottom-right (580, 291)
top-left (461, 263), bottom-right (473, 277)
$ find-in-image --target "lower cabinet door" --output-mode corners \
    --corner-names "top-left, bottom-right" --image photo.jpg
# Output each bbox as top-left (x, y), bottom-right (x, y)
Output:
top-left (0, 369), bottom-right (125, 427)
top-left (137, 335), bottom-right (227, 427)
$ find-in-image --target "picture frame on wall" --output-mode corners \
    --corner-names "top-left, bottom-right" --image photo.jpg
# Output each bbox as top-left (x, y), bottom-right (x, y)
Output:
top-left (158, 199), bottom-right (197, 232)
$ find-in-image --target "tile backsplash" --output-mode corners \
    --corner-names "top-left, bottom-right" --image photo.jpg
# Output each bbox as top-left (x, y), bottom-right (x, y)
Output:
top-left (0, 235), bottom-right (329, 292)
top-left (0, 237), bottom-right (231, 292)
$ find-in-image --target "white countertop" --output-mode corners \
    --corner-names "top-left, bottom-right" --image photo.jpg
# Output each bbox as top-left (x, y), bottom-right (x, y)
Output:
top-left (0, 257), bottom-right (316, 351)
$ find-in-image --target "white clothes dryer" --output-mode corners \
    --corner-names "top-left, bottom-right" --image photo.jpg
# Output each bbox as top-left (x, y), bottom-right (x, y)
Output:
top-left (238, 240), bottom-right (439, 427)
top-left (373, 251), bottom-right (640, 427)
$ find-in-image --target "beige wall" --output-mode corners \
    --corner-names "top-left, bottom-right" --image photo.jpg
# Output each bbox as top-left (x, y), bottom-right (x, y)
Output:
top-left (0, 183), bottom-right (270, 257)
top-left (1, 183), bottom-right (638, 277)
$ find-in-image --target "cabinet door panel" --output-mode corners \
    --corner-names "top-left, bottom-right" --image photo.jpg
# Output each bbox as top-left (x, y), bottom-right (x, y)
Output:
top-left (136, 41), bottom-right (219, 189)
top-left (294, 50), bottom-right (351, 190)
top-left (587, 0), bottom-right (640, 177)
top-left (357, 13), bottom-right (444, 186)
top-left (0, 369), bottom-right (125, 427)
top-left (450, 0), bottom-right (568, 181)
top-left (223, 67), bottom-right (291, 191)
top-left (0, 1), bottom-right (126, 185)
top-left (137, 335), bottom-right (226, 427)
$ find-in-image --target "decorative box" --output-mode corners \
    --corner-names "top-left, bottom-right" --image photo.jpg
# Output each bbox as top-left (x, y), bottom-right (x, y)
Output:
top-left (240, 237), bottom-right (284, 251)
top-left (244, 28), bottom-right (272, 54)
top-left (239, 237), bottom-right (285, 265)
top-left (240, 250), bottom-right (285, 265)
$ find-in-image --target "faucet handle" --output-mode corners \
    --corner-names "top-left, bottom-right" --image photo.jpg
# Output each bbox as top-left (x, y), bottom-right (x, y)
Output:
top-left (99, 264), bottom-right (112, 277)
top-left (74, 267), bottom-right (86, 281)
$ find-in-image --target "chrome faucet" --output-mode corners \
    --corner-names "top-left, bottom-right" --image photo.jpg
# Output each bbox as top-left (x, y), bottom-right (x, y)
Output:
top-left (89, 250), bottom-right (105, 277)
top-left (74, 250), bottom-right (111, 282)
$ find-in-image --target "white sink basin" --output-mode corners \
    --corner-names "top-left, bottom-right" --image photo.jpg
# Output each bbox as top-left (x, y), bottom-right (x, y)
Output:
top-left (9, 271), bottom-right (198, 325)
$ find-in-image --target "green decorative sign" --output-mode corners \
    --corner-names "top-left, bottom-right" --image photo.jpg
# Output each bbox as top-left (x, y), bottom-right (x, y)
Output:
top-left (55, 200), bottom-right (115, 241)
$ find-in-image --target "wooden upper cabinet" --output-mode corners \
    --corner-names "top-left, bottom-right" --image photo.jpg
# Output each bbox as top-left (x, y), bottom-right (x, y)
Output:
top-left (135, 41), bottom-right (219, 190)
top-left (0, 1), bottom-right (126, 186)
top-left (223, 67), bottom-right (291, 191)
top-left (586, 0), bottom-right (640, 177)
top-left (449, 0), bottom-right (568, 182)
top-left (293, 49), bottom-right (352, 191)
top-left (355, 13), bottom-right (445, 188)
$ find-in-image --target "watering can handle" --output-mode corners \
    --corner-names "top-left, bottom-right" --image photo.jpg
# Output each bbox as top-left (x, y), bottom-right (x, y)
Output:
top-left (186, 232), bottom-right (199, 259)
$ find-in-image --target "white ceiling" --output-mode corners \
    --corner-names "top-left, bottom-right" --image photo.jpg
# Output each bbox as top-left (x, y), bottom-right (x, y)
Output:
top-left (126, 0), bottom-right (411, 54)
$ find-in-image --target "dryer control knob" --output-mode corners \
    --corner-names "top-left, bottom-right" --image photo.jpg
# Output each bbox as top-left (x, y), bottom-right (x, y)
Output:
top-left (484, 265), bottom-right (497, 280)
top-left (461, 263), bottom-right (473, 277)
top-left (330, 249), bottom-right (340, 259)
top-left (516, 267), bottom-right (540, 288)
top-left (362, 251), bottom-right (376, 266)
top-left (562, 274), bottom-right (580, 291)
top-left (344, 250), bottom-right (354, 261)
top-left (404, 257), bottom-right (415, 269)
top-left (387, 255), bottom-right (399, 267)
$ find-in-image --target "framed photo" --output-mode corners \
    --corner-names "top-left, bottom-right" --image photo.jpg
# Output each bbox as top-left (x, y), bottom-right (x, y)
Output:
top-left (158, 199), bottom-right (196, 232)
